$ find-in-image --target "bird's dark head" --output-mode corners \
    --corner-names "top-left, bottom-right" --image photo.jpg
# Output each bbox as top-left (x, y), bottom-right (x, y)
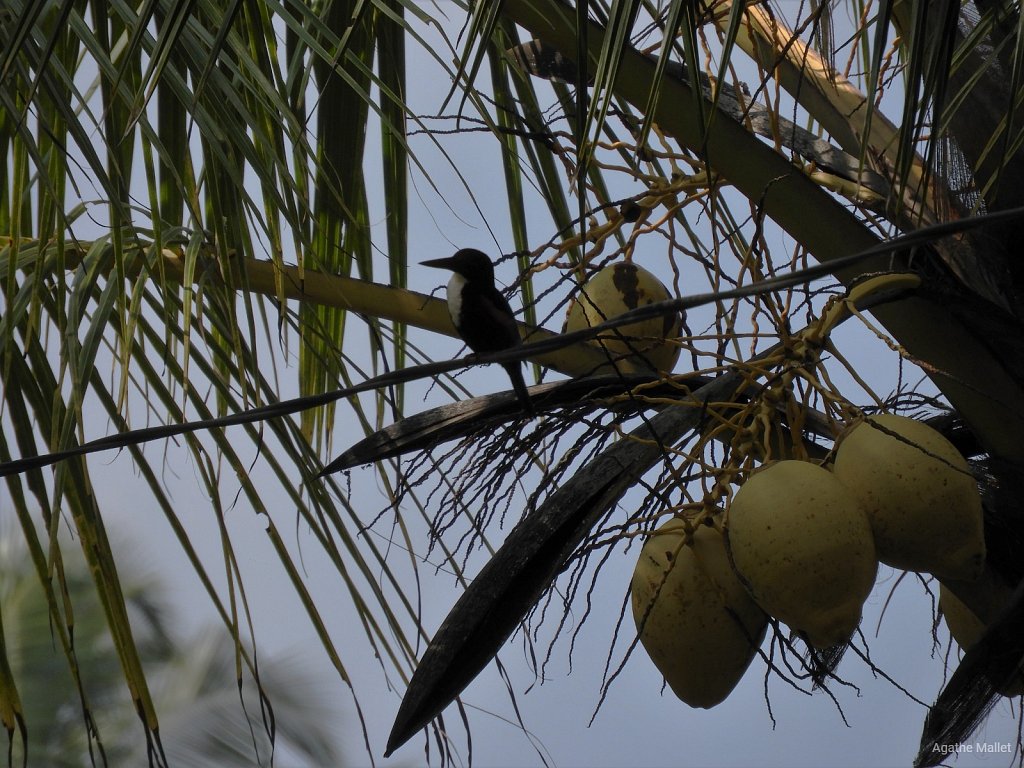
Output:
top-left (422, 248), bottom-right (495, 283)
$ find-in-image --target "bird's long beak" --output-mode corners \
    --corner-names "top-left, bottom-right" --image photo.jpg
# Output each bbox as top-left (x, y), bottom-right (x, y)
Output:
top-left (421, 257), bottom-right (457, 270)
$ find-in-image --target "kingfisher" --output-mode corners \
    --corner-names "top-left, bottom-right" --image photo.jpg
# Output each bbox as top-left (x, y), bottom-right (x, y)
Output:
top-left (422, 249), bottom-right (534, 414)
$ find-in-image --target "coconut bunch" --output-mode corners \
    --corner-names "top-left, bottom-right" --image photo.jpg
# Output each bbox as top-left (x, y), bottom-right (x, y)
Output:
top-left (628, 414), bottom-right (1009, 708)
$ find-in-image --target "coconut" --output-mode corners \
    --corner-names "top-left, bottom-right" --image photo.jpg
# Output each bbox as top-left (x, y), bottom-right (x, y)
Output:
top-left (564, 262), bottom-right (681, 373)
top-left (630, 518), bottom-right (767, 707)
top-left (832, 414), bottom-right (985, 581)
top-left (727, 460), bottom-right (877, 648)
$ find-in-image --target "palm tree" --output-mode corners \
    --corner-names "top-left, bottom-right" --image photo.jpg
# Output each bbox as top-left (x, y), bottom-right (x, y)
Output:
top-left (0, 528), bottom-right (344, 766)
top-left (2, 0), bottom-right (1024, 765)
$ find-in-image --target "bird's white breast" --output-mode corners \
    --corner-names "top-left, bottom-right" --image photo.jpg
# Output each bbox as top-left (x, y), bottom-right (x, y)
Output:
top-left (446, 272), bottom-right (466, 326)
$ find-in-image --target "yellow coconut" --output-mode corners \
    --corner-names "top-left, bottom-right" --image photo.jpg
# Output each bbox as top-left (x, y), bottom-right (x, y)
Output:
top-left (832, 414), bottom-right (984, 581)
top-left (564, 262), bottom-right (682, 373)
top-left (939, 583), bottom-right (1024, 696)
top-left (630, 518), bottom-right (768, 708)
top-left (727, 460), bottom-right (877, 648)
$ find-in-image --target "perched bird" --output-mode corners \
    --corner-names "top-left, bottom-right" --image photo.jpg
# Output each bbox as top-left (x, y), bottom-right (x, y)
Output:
top-left (422, 248), bottom-right (534, 414)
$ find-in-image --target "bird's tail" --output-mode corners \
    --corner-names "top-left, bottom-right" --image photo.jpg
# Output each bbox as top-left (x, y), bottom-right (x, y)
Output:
top-left (502, 362), bottom-right (535, 416)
